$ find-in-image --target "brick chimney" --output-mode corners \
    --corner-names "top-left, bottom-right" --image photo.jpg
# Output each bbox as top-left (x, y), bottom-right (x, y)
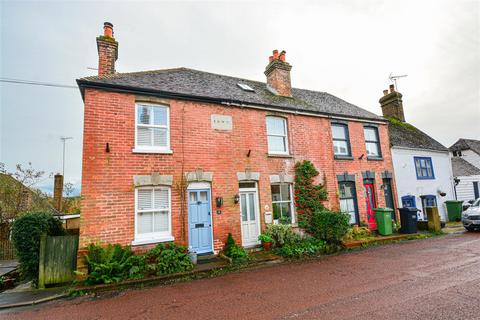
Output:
top-left (379, 84), bottom-right (405, 121)
top-left (264, 50), bottom-right (292, 97)
top-left (53, 174), bottom-right (64, 211)
top-left (96, 22), bottom-right (118, 76)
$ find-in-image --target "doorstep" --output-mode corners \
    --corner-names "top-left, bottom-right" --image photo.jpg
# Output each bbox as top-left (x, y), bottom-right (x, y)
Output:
top-left (343, 233), bottom-right (420, 249)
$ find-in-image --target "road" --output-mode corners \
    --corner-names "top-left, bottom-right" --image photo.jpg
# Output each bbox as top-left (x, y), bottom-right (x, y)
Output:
top-left (4, 232), bottom-right (480, 320)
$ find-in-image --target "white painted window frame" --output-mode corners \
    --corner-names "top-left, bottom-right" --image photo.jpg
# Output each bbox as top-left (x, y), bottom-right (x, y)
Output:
top-left (271, 183), bottom-right (296, 224)
top-left (266, 116), bottom-right (289, 155)
top-left (132, 103), bottom-right (172, 154)
top-left (132, 186), bottom-right (174, 246)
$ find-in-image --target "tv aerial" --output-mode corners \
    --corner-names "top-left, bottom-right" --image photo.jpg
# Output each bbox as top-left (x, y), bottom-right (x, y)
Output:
top-left (389, 73), bottom-right (408, 90)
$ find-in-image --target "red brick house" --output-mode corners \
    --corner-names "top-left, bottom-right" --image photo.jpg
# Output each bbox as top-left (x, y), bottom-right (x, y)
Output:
top-left (77, 23), bottom-right (397, 258)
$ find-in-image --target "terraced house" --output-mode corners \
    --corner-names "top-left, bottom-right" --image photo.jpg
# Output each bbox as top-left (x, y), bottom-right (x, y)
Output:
top-left (76, 23), bottom-right (397, 259)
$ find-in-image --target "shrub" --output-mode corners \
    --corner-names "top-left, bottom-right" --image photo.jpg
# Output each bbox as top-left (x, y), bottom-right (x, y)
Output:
top-left (344, 226), bottom-right (373, 241)
top-left (294, 160), bottom-right (328, 228)
top-left (84, 243), bottom-right (141, 285)
top-left (145, 243), bottom-right (193, 275)
top-left (264, 224), bottom-right (300, 248)
top-left (223, 233), bottom-right (248, 263)
top-left (275, 237), bottom-right (326, 258)
top-left (11, 212), bottom-right (65, 281)
top-left (258, 233), bottom-right (272, 243)
top-left (310, 210), bottom-right (350, 244)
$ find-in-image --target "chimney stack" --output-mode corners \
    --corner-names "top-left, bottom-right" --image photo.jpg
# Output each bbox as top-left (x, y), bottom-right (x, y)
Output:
top-left (53, 174), bottom-right (64, 211)
top-left (264, 49), bottom-right (292, 97)
top-left (97, 22), bottom-right (118, 76)
top-left (379, 84), bottom-right (405, 122)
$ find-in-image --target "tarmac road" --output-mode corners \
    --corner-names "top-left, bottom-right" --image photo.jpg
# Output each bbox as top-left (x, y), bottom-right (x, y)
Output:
top-left (4, 232), bottom-right (480, 320)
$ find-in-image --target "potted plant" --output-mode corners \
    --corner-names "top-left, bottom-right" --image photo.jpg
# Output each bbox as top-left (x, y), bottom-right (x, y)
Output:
top-left (258, 233), bottom-right (273, 251)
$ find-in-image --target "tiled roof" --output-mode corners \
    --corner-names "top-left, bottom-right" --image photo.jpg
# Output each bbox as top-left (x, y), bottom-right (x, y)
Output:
top-left (451, 157), bottom-right (480, 177)
top-left (387, 119), bottom-right (448, 152)
top-left (77, 68), bottom-right (384, 121)
top-left (449, 139), bottom-right (480, 156)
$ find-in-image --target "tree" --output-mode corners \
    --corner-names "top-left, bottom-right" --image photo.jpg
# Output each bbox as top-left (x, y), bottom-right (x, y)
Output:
top-left (0, 162), bottom-right (53, 226)
top-left (63, 182), bottom-right (74, 197)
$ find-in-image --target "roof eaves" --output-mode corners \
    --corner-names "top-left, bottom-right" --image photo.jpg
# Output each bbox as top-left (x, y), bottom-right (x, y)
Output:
top-left (77, 80), bottom-right (388, 123)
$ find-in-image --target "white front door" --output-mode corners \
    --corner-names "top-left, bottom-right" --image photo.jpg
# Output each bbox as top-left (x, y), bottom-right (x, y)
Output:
top-left (240, 188), bottom-right (260, 247)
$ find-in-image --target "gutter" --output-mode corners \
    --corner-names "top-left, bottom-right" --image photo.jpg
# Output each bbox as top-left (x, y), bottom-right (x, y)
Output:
top-left (76, 80), bottom-right (388, 125)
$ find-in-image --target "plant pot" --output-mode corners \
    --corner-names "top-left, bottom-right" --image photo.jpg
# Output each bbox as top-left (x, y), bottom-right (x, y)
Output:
top-left (188, 251), bottom-right (198, 265)
top-left (262, 241), bottom-right (272, 252)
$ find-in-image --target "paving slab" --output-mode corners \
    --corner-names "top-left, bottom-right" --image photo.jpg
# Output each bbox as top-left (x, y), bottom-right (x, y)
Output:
top-left (0, 260), bottom-right (18, 277)
top-left (0, 287), bottom-right (67, 309)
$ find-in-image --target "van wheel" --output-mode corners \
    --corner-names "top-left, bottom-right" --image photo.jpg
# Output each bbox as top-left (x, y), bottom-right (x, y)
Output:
top-left (465, 226), bottom-right (474, 232)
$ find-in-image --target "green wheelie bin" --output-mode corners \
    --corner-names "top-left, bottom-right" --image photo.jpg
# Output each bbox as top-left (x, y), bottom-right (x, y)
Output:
top-left (374, 208), bottom-right (394, 236)
top-left (445, 200), bottom-right (463, 222)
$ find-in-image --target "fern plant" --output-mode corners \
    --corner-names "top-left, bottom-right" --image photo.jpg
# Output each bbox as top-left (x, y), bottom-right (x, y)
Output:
top-left (84, 243), bottom-right (141, 285)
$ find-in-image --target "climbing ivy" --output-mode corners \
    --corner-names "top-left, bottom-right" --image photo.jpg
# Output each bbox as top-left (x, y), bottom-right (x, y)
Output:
top-left (294, 160), bottom-right (328, 229)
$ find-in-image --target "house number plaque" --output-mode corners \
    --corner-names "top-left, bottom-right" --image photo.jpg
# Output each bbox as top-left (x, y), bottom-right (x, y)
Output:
top-left (211, 114), bottom-right (233, 131)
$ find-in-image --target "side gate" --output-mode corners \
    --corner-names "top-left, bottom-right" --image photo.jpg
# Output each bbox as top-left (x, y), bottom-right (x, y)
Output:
top-left (38, 234), bottom-right (79, 288)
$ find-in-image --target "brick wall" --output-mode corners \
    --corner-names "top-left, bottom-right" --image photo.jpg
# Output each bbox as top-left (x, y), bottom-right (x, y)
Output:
top-left (80, 88), bottom-right (397, 254)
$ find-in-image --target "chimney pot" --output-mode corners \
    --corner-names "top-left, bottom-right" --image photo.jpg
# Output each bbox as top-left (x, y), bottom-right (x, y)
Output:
top-left (279, 50), bottom-right (286, 62)
top-left (269, 56), bottom-right (273, 63)
top-left (389, 84), bottom-right (395, 93)
top-left (273, 50), bottom-right (279, 60)
top-left (383, 89), bottom-right (388, 96)
top-left (103, 22), bottom-right (114, 38)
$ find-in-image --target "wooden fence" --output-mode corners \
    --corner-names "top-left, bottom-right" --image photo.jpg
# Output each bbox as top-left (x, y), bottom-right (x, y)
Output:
top-left (38, 234), bottom-right (79, 288)
top-left (0, 238), bottom-right (15, 260)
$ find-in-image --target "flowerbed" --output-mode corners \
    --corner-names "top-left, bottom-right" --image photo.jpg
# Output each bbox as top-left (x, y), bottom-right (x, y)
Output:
top-left (82, 243), bottom-right (193, 285)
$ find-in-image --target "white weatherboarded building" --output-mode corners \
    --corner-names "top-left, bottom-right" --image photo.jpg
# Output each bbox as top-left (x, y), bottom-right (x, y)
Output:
top-left (450, 139), bottom-right (480, 202)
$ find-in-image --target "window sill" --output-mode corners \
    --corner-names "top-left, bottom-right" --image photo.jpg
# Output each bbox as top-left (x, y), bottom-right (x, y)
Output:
top-left (273, 220), bottom-right (297, 227)
top-left (132, 148), bottom-right (173, 154)
top-left (334, 155), bottom-right (354, 160)
top-left (268, 153), bottom-right (293, 158)
top-left (131, 236), bottom-right (174, 246)
top-left (366, 156), bottom-right (383, 161)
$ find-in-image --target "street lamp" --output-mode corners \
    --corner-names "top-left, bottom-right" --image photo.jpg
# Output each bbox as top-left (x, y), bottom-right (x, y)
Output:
top-left (60, 136), bottom-right (73, 177)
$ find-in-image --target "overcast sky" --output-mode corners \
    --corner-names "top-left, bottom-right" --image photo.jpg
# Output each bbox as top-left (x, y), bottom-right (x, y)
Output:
top-left (1, 0), bottom-right (479, 194)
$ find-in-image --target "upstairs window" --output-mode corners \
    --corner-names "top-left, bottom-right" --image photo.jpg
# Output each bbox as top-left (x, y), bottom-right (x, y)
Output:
top-left (364, 126), bottom-right (381, 158)
top-left (414, 157), bottom-right (435, 179)
top-left (135, 103), bottom-right (170, 151)
top-left (266, 116), bottom-right (289, 154)
top-left (331, 123), bottom-right (351, 157)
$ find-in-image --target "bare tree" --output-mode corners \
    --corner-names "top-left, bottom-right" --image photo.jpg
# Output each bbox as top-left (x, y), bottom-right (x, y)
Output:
top-left (63, 182), bottom-right (75, 197)
top-left (0, 162), bottom-right (52, 225)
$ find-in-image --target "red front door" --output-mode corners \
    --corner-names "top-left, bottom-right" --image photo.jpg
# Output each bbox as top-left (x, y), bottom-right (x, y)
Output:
top-left (365, 183), bottom-right (377, 230)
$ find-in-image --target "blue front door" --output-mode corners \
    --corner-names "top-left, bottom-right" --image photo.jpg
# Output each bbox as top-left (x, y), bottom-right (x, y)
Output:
top-left (188, 189), bottom-right (213, 254)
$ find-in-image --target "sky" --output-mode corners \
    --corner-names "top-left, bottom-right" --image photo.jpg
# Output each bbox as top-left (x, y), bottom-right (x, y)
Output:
top-left (1, 0), bottom-right (479, 194)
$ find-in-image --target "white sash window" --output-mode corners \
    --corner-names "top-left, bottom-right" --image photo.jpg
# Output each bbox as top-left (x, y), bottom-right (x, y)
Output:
top-left (134, 187), bottom-right (173, 245)
top-left (134, 103), bottom-right (171, 153)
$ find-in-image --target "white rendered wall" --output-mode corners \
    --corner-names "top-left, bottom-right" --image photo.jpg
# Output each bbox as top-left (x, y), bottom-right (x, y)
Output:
top-left (391, 148), bottom-right (455, 221)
